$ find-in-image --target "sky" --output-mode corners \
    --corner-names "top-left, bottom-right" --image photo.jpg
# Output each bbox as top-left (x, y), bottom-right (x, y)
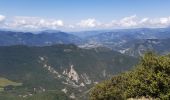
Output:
top-left (0, 0), bottom-right (170, 31)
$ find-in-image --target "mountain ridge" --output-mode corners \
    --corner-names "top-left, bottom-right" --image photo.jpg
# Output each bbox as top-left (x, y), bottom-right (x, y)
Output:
top-left (0, 44), bottom-right (137, 99)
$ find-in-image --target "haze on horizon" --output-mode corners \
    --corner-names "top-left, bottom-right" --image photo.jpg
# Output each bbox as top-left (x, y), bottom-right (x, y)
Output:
top-left (0, 0), bottom-right (170, 31)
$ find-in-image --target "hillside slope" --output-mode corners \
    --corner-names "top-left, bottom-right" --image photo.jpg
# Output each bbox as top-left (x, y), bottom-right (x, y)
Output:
top-left (0, 44), bottom-right (137, 99)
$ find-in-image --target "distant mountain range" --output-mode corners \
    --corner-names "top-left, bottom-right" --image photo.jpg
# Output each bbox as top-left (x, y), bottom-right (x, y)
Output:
top-left (78, 28), bottom-right (170, 56)
top-left (0, 30), bottom-right (81, 46)
top-left (1, 28), bottom-right (170, 99)
top-left (0, 28), bottom-right (169, 45)
top-left (1, 28), bottom-right (170, 57)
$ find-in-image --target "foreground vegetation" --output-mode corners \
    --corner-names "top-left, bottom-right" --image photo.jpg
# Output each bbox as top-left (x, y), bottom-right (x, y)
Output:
top-left (90, 52), bottom-right (170, 100)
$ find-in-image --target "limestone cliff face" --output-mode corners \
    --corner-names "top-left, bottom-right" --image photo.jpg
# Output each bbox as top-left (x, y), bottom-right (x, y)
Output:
top-left (68, 65), bottom-right (80, 83)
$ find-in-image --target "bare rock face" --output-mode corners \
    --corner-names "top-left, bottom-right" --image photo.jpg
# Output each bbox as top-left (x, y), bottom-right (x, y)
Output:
top-left (81, 73), bottom-right (91, 84)
top-left (61, 88), bottom-right (67, 94)
top-left (69, 93), bottom-right (76, 99)
top-left (68, 65), bottom-right (80, 83)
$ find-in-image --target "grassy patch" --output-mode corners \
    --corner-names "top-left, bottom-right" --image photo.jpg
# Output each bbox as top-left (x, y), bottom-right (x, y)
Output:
top-left (0, 77), bottom-right (22, 87)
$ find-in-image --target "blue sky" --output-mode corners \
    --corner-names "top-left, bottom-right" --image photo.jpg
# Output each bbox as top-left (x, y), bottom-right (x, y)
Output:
top-left (0, 0), bottom-right (170, 31)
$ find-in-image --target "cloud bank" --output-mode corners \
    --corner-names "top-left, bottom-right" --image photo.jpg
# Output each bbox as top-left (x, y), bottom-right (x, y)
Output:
top-left (0, 15), bottom-right (6, 22)
top-left (106, 15), bottom-right (170, 28)
top-left (0, 14), bottom-right (170, 31)
top-left (77, 18), bottom-right (101, 28)
top-left (8, 16), bottom-right (64, 30)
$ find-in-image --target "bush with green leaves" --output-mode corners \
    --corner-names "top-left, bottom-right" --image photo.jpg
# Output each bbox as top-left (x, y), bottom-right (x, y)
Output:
top-left (90, 52), bottom-right (170, 100)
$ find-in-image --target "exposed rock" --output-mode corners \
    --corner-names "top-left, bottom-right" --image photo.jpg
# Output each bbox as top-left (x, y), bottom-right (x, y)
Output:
top-left (81, 73), bottom-right (91, 84)
top-left (68, 65), bottom-right (79, 83)
top-left (39, 57), bottom-right (61, 78)
top-left (102, 70), bottom-right (106, 77)
top-left (64, 49), bottom-right (72, 52)
top-left (39, 56), bottom-right (45, 61)
top-left (61, 88), bottom-right (67, 94)
top-left (79, 82), bottom-right (85, 87)
top-left (69, 93), bottom-right (76, 99)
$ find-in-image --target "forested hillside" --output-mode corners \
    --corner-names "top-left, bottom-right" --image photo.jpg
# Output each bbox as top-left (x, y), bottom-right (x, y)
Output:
top-left (90, 52), bottom-right (170, 100)
top-left (0, 44), bottom-right (137, 99)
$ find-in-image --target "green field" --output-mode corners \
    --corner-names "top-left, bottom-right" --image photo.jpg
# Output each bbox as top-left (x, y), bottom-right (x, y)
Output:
top-left (0, 77), bottom-right (22, 89)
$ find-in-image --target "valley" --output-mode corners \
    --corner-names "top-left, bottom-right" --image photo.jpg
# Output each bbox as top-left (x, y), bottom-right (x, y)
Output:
top-left (0, 28), bottom-right (170, 99)
top-left (1, 0), bottom-right (170, 99)
top-left (0, 44), bottom-right (137, 100)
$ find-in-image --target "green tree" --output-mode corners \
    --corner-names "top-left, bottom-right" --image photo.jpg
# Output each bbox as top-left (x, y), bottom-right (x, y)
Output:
top-left (90, 52), bottom-right (170, 100)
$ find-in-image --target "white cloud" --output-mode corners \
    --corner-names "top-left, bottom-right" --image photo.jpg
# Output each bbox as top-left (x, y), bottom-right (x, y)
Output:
top-left (139, 17), bottom-right (170, 27)
top-left (139, 18), bottom-right (149, 24)
top-left (68, 25), bottom-right (75, 28)
top-left (51, 20), bottom-right (63, 26)
top-left (0, 15), bottom-right (6, 22)
top-left (77, 18), bottom-right (100, 28)
top-left (156, 17), bottom-right (170, 26)
top-left (105, 15), bottom-right (139, 28)
top-left (1, 15), bottom-right (170, 30)
top-left (107, 15), bottom-right (170, 28)
top-left (119, 15), bottom-right (137, 27)
top-left (8, 16), bottom-right (64, 30)
top-left (160, 18), bottom-right (169, 24)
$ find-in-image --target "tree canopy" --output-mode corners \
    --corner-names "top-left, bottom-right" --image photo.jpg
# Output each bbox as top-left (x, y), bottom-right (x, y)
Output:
top-left (90, 52), bottom-right (170, 100)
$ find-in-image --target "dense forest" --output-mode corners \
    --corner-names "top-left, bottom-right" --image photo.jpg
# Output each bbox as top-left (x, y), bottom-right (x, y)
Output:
top-left (90, 52), bottom-right (170, 100)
